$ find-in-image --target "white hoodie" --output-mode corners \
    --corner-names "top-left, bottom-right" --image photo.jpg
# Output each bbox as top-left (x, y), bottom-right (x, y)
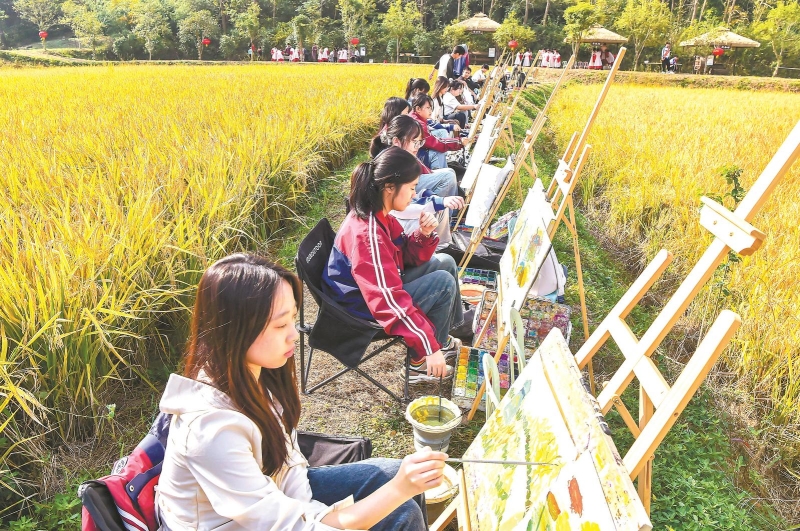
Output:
top-left (156, 373), bottom-right (355, 530)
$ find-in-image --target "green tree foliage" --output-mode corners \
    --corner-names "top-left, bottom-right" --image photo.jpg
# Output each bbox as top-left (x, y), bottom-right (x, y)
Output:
top-left (755, 0), bottom-right (800, 76)
top-left (338, 0), bottom-right (374, 44)
top-left (230, 0), bottom-right (261, 56)
top-left (13, 0), bottom-right (60, 49)
top-left (177, 8), bottom-right (217, 59)
top-left (615, 0), bottom-right (669, 70)
top-left (61, 0), bottom-right (104, 58)
top-left (292, 13), bottom-right (311, 59)
top-left (494, 13), bottom-right (537, 49)
top-left (381, 0), bottom-right (420, 62)
top-left (132, 0), bottom-right (170, 60)
top-left (441, 19), bottom-right (466, 48)
top-left (563, 1), bottom-right (604, 55)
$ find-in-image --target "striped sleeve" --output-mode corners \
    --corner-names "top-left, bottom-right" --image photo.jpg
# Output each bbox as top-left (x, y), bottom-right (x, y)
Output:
top-left (348, 215), bottom-right (441, 357)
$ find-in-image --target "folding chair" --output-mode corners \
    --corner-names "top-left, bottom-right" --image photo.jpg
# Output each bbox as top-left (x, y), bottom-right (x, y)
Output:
top-left (295, 218), bottom-right (411, 402)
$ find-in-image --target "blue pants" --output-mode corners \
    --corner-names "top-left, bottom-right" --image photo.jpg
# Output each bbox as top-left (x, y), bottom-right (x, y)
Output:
top-left (308, 458), bottom-right (427, 530)
top-left (420, 147), bottom-right (448, 170)
top-left (418, 167), bottom-right (458, 198)
top-left (402, 253), bottom-right (464, 361)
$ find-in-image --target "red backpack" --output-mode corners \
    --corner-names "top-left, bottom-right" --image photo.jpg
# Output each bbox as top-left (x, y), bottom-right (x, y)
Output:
top-left (78, 414), bottom-right (170, 531)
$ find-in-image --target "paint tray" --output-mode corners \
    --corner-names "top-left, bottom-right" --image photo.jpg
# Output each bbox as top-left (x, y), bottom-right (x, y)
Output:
top-left (472, 289), bottom-right (573, 355)
top-left (451, 346), bottom-right (510, 411)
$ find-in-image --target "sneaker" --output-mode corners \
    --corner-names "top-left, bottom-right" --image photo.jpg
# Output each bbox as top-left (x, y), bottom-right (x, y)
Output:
top-left (404, 361), bottom-right (454, 384)
top-left (441, 336), bottom-right (463, 362)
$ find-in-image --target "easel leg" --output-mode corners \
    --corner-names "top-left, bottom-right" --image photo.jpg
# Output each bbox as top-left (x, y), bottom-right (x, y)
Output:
top-left (637, 387), bottom-right (653, 516)
top-left (568, 199), bottom-right (594, 394)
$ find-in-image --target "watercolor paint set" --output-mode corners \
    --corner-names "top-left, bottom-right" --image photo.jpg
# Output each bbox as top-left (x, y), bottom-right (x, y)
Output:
top-left (451, 346), bottom-right (511, 411)
top-left (460, 268), bottom-right (498, 290)
top-left (472, 289), bottom-right (573, 355)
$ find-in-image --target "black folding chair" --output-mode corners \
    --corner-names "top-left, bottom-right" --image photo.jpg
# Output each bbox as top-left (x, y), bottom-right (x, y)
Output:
top-left (295, 218), bottom-right (411, 402)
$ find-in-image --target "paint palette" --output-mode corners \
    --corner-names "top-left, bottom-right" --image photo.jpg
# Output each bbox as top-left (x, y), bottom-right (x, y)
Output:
top-left (473, 289), bottom-right (573, 354)
top-left (461, 268), bottom-right (498, 290)
top-left (451, 346), bottom-right (511, 411)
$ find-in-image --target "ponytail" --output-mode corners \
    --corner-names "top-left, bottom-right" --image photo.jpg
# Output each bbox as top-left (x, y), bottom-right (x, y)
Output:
top-left (380, 97), bottom-right (412, 130)
top-left (369, 115), bottom-right (422, 159)
top-left (349, 147), bottom-right (421, 219)
top-left (405, 78), bottom-right (431, 101)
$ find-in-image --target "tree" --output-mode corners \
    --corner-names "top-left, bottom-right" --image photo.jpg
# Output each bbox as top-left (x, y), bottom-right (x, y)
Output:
top-left (61, 0), bottom-right (104, 58)
top-left (615, 0), bottom-right (670, 70)
top-left (493, 13), bottom-right (537, 50)
top-left (381, 0), bottom-right (420, 62)
top-left (755, 1), bottom-right (800, 76)
top-left (177, 9), bottom-right (217, 59)
top-left (230, 1), bottom-right (260, 59)
top-left (338, 0), bottom-right (374, 46)
top-left (13, 0), bottom-right (60, 49)
top-left (563, 1), bottom-right (604, 56)
top-left (441, 19), bottom-right (466, 48)
top-left (132, 0), bottom-right (171, 60)
top-left (292, 13), bottom-right (311, 60)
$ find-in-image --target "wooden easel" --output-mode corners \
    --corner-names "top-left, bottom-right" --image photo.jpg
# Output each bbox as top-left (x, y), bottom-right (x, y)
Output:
top-left (466, 52), bottom-right (511, 143)
top-left (455, 56), bottom-right (577, 273)
top-left (573, 120), bottom-right (800, 514)
top-left (464, 49), bottom-right (628, 421)
top-left (486, 51), bottom-right (542, 152)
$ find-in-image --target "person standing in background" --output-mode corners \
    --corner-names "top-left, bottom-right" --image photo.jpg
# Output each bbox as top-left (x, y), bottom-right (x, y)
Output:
top-left (429, 46), bottom-right (466, 81)
top-left (311, 44), bottom-right (318, 62)
top-left (661, 42), bottom-right (671, 73)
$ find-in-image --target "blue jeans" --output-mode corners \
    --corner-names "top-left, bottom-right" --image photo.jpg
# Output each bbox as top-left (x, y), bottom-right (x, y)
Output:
top-left (420, 148), bottom-right (448, 170)
top-left (402, 253), bottom-right (464, 361)
top-left (418, 167), bottom-right (458, 198)
top-left (308, 458), bottom-right (427, 531)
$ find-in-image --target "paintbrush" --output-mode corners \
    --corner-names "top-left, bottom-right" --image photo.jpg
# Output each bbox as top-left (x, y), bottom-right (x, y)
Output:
top-left (445, 458), bottom-right (557, 467)
top-left (437, 375), bottom-right (442, 422)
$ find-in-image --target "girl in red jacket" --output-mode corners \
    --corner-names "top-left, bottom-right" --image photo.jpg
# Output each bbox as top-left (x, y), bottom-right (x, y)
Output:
top-left (409, 94), bottom-right (470, 171)
top-left (323, 147), bottom-right (463, 382)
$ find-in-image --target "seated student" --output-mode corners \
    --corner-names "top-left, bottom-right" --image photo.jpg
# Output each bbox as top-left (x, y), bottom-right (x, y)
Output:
top-left (409, 94), bottom-right (469, 170)
top-left (460, 67), bottom-right (480, 104)
top-left (156, 254), bottom-right (446, 530)
top-left (371, 115), bottom-right (464, 249)
top-left (443, 80), bottom-right (479, 129)
top-left (379, 96), bottom-right (411, 131)
top-left (430, 76), bottom-right (460, 138)
top-left (323, 147), bottom-right (465, 382)
top-left (471, 64), bottom-right (489, 86)
top-left (405, 78), bottom-right (430, 106)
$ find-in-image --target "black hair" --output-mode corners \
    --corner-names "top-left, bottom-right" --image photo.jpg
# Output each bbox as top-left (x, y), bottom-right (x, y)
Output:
top-left (370, 114), bottom-right (423, 158)
top-left (449, 79), bottom-right (465, 90)
top-left (453, 45), bottom-right (466, 55)
top-left (481, 64), bottom-right (489, 70)
top-left (380, 97), bottom-right (412, 130)
top-left (349, 146), bottom-right (422, 219)
top-left (405, 78), bottom-right (430, 101)
top-left (411, 94), bottom-right (433, 112)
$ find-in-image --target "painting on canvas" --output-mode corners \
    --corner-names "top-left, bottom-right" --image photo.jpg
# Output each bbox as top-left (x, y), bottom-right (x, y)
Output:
top-left (461, 329), bottom-right (652, 530)
top-left (498, 179), bottom-right (554, 327)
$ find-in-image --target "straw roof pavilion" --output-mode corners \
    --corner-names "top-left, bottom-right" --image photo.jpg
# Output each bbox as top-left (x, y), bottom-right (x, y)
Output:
top-left (578, 25), bottom-right (628, 44)
top-left (455, 13), bottom-right (501, 33)
top-left (679, 27), bottom-right (760, 48)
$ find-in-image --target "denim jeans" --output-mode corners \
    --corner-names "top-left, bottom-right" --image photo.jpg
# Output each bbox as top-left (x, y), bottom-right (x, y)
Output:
top-left (430, 128), bottom-right (449, 139)
top-left (444, 111), bottom-right (467, 129)
top-left (420, 148), bottom-right (448, 170)
top-left (418, 167), bottom-right (458, 198)
top-left (308, 458), bottom-right (428, 531)
top-left (402, 253), bottom-right (464, 361)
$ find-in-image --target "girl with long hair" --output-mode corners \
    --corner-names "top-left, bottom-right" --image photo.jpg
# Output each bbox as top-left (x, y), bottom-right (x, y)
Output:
top-left (323, 147), bottom-right (464, 383)
top-left (156, 254), bottom-right (445, 530)
top-left (409, 94), bottom-right (469, 170)
top-left (442, 79), bottom-right (478, 129)
top-left (379, 97), bottom-right (412, 131)
top-left (370, 115), bottom-right (464, 249)
top-left (404, 78), bottom-right (430, 105)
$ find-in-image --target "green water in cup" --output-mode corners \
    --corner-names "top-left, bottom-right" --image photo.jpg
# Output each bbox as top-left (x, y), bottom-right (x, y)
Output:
top-left (411, 405), bottom-right (457, 427)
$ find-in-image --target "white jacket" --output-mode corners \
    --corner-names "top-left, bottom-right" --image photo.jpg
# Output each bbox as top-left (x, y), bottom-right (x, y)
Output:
top-left (156, 373), bottom-right (354, 530)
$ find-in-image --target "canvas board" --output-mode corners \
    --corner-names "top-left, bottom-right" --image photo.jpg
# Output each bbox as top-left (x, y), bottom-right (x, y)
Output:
top-left (462, 329), bottom-right (652, 530)
top-left (498, 179), bottom-right (554, 328)
top-left (464, 159), bottom-right (514, 229)
top-left (462, 113), bottom-right (500, 191)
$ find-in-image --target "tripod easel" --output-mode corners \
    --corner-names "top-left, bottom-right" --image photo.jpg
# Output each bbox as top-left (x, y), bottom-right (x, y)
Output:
top-left (573, 119), bottom-right (800, 514)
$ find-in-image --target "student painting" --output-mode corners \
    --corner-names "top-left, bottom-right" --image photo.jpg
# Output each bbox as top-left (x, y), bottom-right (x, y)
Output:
top-left (471, 64), bottom-right (489, 86)
top-left (323, 147), bottom-right (465, 382)
top-left (156, 254), bottom-right (446, 530)
top-left (379, 97), bottom-right (412, 131)
top-left (430, 76), bottom-right (461, 132)
top-left (429, 45), bottom-right (466, 81)
top-left (443, 80), bottom-right (478, 129)
top-left (461, 67), bottom-right (480, 102)
top-left (371, 115), bottom-right (464, 249)
top-left (409, 94), bottom-right (469, 170)
top-left (405, 78), bottom-right (430, 106)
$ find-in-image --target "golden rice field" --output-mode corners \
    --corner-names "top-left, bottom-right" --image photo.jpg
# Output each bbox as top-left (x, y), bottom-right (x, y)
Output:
top-left (548, 83), bottom-right (800, 472)
top-left (0, 64), bottom-right (424, 500)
